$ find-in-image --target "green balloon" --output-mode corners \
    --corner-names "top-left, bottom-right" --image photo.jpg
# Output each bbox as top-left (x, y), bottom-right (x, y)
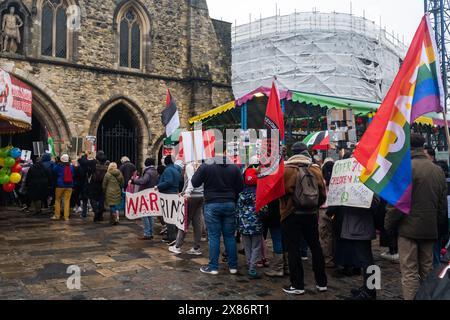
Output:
top-left (0, 174), bottom-right (10, 185)
top-left (0, 167), bottom-right (9, 175)
top-left (0, 148), bottom-right (7, 158)
top-left (4, 157), bottom-right (15, 168)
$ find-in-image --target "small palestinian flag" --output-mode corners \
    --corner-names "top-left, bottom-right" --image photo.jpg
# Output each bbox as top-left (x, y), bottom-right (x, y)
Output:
top-left (47, 130), bottom-right (56, 157)
top-left (161, 89), bottom-right (180, 138)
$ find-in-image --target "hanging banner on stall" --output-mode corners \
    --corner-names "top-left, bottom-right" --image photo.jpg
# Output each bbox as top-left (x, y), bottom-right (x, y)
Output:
top-left (0, 69), bottom-right (32, 132)
top-left (126, 189), bottom-right (186, 231)
top-left (327, 158), bottom-right (374, 208)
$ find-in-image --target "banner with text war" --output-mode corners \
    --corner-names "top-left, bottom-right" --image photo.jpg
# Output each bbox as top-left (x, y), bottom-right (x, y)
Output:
top-left (126, 190), bottom-right (187, 231)
top-left (327, 158), bottom-right (374, 209)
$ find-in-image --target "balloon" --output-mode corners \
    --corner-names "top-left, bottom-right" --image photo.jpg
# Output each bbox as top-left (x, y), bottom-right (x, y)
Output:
top-left (15, 157), bottom-right (22, 163)
top-left (0, 174), bottom-right (9, 185)
top-left (0, 167), bottom-right (9, 176)
top-left (0, 158), bottom-right (4, 167)
top-left (9, 148), bottom-right (21, 159)
top-left (11, 163), bottom-right (22, 173)
top-left (2, 183), bottom-right (15, 193)
top-left (9, 173), bottom-right (21, 184)
top-left (0, 148), bottom-right (7, 158)
top-left (4, 157), bottom-right (15, 168)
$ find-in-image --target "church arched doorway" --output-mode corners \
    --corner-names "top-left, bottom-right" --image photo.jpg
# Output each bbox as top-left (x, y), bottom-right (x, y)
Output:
top-left (96, 103), bottom-right (140, 166)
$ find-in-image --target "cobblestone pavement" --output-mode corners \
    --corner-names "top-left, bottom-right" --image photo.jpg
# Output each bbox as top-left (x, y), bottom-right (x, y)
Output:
top-left (0, 207), bottom-right (403, 300)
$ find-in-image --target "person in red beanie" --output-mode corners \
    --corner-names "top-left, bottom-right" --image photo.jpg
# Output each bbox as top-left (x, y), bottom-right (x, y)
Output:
top-left (236, 167), bottom-right (268, 279)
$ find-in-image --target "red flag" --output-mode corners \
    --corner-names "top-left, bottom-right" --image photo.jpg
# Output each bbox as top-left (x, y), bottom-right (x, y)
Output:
top-left (256, 82), bottom-right (285, 212)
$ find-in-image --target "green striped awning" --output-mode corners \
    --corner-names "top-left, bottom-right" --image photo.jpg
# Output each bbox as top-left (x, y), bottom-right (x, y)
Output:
top-left (291, 91), bottom-right (381, 115)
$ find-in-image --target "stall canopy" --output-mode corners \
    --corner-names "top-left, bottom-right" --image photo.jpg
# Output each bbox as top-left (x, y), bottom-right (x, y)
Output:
top-left (0, 69), bottom-right (32, 134)
top-left (290, 91), bottom-right (381, 115)
top-left (188, 87), bottom-right (450, 128)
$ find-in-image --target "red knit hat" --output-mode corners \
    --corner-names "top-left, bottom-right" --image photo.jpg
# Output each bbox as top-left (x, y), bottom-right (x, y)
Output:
top-left (244, 168), bottom-right (258, 186)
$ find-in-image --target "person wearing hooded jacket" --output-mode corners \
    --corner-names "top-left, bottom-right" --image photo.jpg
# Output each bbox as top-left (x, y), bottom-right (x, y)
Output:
top-left (52, 154), bottom-right (75, 221)
top-left (155, 156), bottom-right (182, 244)
top-left (132, 158), bottom-right (158, 240)
top-left (103, 162), bottom-right (124, 225)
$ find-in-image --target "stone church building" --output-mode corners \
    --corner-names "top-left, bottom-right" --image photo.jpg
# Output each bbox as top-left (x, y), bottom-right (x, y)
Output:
top-left (0, 0), bottom-right (233, 165)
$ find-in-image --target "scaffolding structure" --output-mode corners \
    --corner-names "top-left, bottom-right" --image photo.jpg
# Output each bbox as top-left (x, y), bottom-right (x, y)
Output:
top-left (425, 0), bottom-right (450, 109)
top-left (232, 11), bottom-right (407, 101)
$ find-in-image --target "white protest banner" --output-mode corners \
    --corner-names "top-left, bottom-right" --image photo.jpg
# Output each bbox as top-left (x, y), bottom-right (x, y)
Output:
top-left (327, 158), bottom-right (374, 209)
top-left (126, 189), bottom-right (187, 231)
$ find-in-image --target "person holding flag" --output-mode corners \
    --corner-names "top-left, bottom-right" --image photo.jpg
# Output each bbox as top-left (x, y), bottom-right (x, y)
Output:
top-left (354, 15), bottom-right (449, 300)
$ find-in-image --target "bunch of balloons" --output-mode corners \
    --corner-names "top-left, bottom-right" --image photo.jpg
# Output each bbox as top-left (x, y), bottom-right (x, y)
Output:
top-left (0, 146), bottom-right (22, 193)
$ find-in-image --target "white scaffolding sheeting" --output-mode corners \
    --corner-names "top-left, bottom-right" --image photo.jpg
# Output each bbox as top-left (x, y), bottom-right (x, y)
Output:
top-left (232, 12), bottom-right (407, 101)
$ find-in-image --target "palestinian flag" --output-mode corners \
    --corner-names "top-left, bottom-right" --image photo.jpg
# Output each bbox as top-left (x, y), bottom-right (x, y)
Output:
top-left (161, 89), bottom-right (180, 137)
top-left (47, 130), bottom-right (56, 157)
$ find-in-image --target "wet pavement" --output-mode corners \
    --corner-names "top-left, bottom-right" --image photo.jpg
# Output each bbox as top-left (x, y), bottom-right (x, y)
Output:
top-left (0, 207), bottom-right (403, 300)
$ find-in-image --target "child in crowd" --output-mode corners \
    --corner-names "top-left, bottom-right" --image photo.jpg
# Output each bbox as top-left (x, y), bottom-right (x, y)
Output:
top-left (236, 167), bottom-right (267, 279)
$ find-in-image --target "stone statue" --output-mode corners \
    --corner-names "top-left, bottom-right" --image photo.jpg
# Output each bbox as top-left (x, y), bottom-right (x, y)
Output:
top-left (1, 7), bottom-right (23, 53)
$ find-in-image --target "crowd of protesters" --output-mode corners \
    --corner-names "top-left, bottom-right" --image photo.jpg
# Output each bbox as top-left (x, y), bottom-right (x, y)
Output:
top-left (1, 133), bottom-right (449, 300)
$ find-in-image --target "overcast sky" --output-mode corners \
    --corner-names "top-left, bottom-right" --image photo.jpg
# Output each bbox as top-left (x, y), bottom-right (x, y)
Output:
top-left (207, 0), bottom-right (424, 44)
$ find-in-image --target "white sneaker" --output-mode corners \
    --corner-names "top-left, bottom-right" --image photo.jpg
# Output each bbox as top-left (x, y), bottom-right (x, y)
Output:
top-left (229, 268), bottom-right (238, 275)
top-left (381, 252), bottom-right (399, 262)
top-left (169, 245), bottom-right (182, 254)
top-left (187, 248), bottom-right (202, 256)
top-left (316, 285), bottom-right (328, 292)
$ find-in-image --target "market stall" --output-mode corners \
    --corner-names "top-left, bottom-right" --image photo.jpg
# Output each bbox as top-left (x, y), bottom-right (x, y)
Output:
top-left (0, 68), bottom-right (32, 201)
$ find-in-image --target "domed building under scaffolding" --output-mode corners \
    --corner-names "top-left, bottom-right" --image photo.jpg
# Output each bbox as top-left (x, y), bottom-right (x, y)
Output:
top-left (232, 11), bottom-right (407, 102)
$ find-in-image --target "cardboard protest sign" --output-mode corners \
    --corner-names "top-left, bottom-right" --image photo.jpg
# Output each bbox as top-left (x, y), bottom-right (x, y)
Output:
top-left (327, 158), bottom-right (374, 209)
top-left (126, 189), bottom-right (186, 231)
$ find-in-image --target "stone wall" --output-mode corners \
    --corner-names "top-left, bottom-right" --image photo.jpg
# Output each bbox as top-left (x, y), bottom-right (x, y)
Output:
top-left (0, 0), bottom-right (233, 164)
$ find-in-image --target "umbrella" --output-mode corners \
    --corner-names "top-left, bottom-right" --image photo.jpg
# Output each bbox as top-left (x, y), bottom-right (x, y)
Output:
top-left (303, 131), bottom-right (330, 150)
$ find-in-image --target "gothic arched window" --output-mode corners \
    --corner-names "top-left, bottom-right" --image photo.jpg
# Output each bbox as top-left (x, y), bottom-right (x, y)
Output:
top-left (41, 0), bottom-right (68, 58)
top-left (119, 8), bottom-right (141, 69)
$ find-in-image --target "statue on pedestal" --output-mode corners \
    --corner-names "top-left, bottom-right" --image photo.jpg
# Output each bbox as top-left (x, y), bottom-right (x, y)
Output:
top-left (1, 7), bottom-right (23, 53)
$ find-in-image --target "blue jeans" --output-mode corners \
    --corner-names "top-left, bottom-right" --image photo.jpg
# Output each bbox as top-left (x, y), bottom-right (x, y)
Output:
top-left (143, 217), bottom-right (154, 237)
top-left (204, 202), bottom-right (238, 271)
top-left (269, 227), bottom-right (283, 254)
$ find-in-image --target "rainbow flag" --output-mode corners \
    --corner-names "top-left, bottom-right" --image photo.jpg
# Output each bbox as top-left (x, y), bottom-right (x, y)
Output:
top-left (354, 15), bottom-right (445, 214)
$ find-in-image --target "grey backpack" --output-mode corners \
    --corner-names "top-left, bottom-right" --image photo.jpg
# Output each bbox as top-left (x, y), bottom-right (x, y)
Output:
top-left (290, 165), bottom-right (320, 213)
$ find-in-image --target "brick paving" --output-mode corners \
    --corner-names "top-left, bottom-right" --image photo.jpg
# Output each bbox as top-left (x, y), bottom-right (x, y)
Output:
top-left (0, 207), bottom-right (403, 300)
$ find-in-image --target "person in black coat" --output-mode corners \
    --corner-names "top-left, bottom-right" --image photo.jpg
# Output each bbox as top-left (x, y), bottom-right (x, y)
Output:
top-left (327, 196), bottom-right (380, 300)
top-left (25, 158), bottom-right (49, 215)
top-left (120, 157), bottom-right (137, 189)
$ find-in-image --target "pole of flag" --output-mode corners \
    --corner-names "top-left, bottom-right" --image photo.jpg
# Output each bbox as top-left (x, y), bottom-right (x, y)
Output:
top-left (442, 111), bottom-right (450, 158)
